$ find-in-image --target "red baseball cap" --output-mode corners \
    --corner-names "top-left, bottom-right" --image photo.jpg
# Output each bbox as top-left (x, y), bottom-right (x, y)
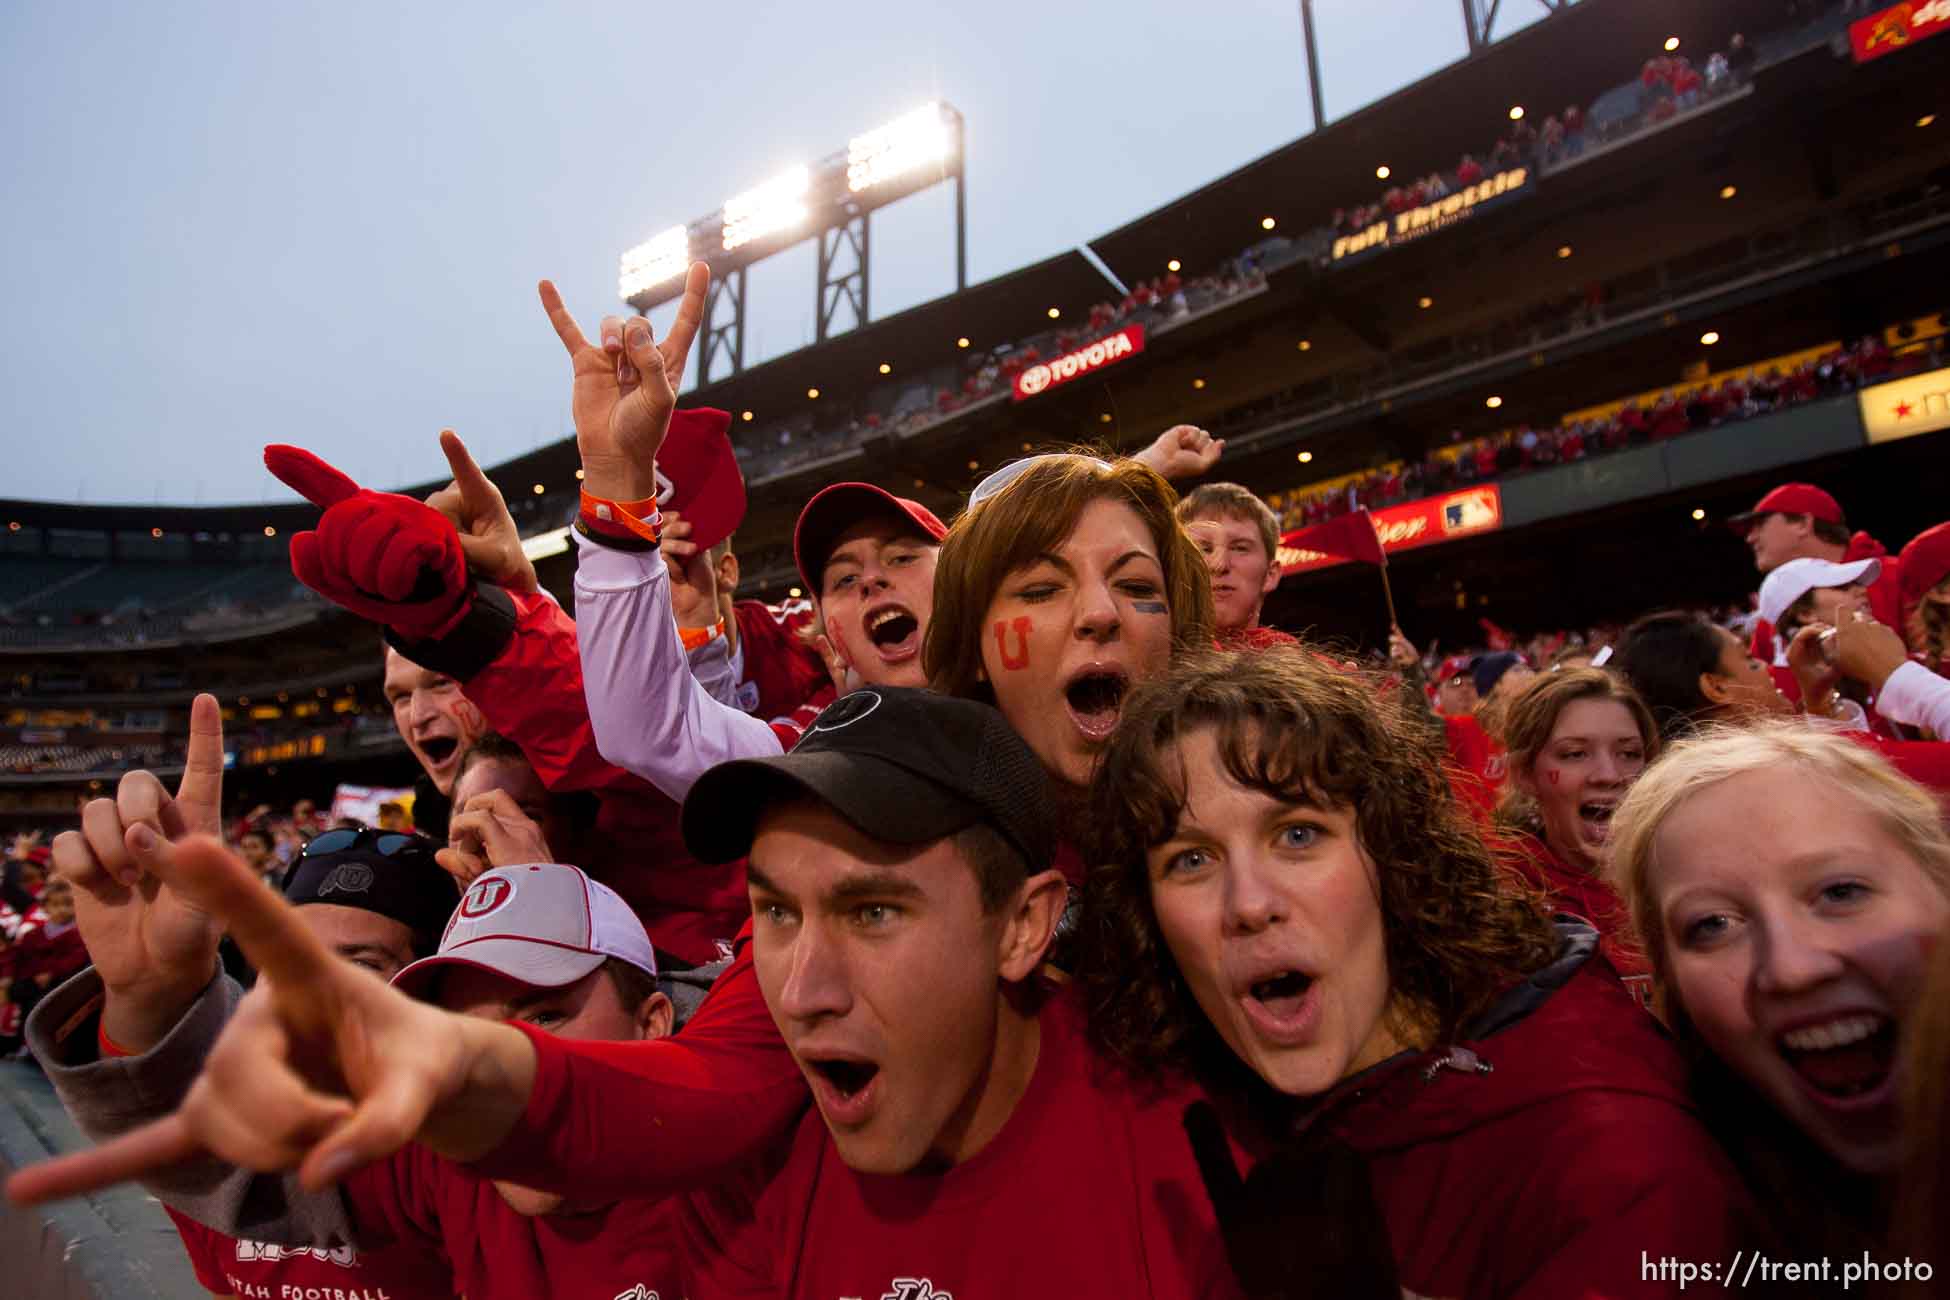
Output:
top-left (654, 407), bottom-right (746, 553)
top-left (1900, 521), bottom-right (1950, 612)
top-left (1436, 655), bottom-right (1474, 685)
top-left (793, 484), bottom-right (949, 596)
top-left (1728, 482), bottom-right (1844, 535)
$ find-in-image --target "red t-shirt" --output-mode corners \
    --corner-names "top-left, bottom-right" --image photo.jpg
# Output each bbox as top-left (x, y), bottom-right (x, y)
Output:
top-left (731, 597), bottom-right (835, 726)
top-left (675, 991), bottom-right (1236, 1299)
top-left (167, 1206), bottom-right (458, 1300)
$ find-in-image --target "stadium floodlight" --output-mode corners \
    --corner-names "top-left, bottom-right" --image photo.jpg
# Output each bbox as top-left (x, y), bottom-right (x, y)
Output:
top-left (721, 165), bottom-right (811, 252)
top-left (1167, 259), bottom-right (1181, 272)
top-left (1508, 105), bottom-right (1524, 121)
top-left (522, 526), bottom-right (573, 563)
top-left (1298, 451), bottom-right (1314, 463)
top-left (957, 336), bottom-right (971, 348)
top-left (1375, 165), bottom-right (1390, 179)
top-left (1485, 395), bottom-right (1503, 409)
top-left (1700, 331), bottom-right (1721, 345)
top-left (1920, 115), bottom-right (1938, 128)
top-left (1692, 508), bottom-right (1707, 521)
top-left (847, 102), bottom-right (954, 194)
top-left (618, 225), bottom-right (691, 300)
top-left (1664, 36), bottom-right (1679, 52)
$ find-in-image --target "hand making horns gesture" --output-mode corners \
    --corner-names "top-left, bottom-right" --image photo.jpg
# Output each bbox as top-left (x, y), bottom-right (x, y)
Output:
top-left (537, 264), bottom-right (710, 504)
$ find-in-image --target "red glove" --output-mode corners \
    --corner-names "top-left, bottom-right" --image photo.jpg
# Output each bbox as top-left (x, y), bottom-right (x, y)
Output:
top-left (264, 445), bottom-right (473, 642)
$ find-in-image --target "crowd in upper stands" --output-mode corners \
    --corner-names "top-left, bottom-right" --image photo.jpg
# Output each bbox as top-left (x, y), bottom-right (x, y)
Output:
top-left (1271, 333), bottom-right (1937, 530)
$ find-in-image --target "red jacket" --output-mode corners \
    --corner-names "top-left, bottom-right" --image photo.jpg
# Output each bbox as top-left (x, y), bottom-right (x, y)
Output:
top-left (1496, 831), bottom-right (1652, 997)
top-left (391, 586), bottom-right (750, 964)
top-left (10, 919), bottom-right (87, 991)
top-left (1291, 925), bottom-right (1750, 1297)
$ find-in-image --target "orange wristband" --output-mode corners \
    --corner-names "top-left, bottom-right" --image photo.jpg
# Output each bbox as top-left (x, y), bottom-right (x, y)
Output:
top-left (578, 489), bottom-right (663, 546)
top-left (99, 1021), bottom-right (136, 1058)
top-left (678, 619), bottom-right (726, 651)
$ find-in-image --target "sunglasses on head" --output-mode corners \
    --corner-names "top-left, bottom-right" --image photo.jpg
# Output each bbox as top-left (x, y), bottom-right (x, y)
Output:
top-left (968, 453), bottom-right (1114, 509)
top-left (301, 827), bottom-right (435, 860)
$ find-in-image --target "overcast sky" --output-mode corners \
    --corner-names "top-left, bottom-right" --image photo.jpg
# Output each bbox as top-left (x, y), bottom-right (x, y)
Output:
top-left (2, 0), bottom-right (1546, 505)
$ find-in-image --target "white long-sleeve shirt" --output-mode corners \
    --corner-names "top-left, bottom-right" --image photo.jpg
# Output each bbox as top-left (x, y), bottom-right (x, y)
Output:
top-left (1876, 660), bottom-right (1950, 740)
top-left (574, 536), bottom-right (784, 805)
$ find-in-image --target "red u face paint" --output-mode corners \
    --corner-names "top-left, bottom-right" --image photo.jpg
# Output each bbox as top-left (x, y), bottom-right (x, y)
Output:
top-left (993, 616), bottom-right (1031, 671)
top-left (1546, 770), bottom-right (1560, 785)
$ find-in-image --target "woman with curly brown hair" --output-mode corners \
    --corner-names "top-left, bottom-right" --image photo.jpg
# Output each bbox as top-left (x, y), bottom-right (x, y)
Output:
top-left (1494, 668), bottom-right (1659, 994)
top-left (1078, 648), bottom-right (1751, 1298)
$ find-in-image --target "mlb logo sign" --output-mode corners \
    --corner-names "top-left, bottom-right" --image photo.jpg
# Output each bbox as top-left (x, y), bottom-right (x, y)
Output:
top-left (1441, 490), bottom-right (1499, 535)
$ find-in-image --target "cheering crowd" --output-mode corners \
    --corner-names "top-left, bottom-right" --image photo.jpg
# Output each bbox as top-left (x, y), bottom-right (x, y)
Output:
top-left (2, 261), bottom-right (1949, 1299)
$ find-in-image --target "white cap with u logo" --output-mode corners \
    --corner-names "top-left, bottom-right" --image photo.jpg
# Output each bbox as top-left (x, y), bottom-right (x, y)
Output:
top-left (391, 862), bottom-right (656, 999)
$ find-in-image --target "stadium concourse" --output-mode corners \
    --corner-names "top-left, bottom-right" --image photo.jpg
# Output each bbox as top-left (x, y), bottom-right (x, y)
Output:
top-left (5, 0), bottom-right (1950, 1296)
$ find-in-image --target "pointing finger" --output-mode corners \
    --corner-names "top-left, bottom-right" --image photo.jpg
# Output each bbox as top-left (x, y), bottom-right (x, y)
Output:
top-left (176, 694), bottom-right (225, 838)
top-left (437, 430), bottom-right (503, 517)
top-left (5, 1113), bottom-right (202, 1205)
top-left (162, 836), bottom-right (339, 989)
top-left (264, 445), bottom-right (362, 510)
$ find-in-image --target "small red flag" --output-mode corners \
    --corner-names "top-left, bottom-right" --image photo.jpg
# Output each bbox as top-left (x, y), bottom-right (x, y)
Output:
top-left (1281, 510), bottom-right (1387, 567)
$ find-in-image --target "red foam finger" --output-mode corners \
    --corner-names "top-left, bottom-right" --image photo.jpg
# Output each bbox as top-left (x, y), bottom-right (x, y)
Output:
top-left (265, 445), bottom-right (362, 509)
top-left (340, 507), bottom-right (410, 598)
top-left (286, 531), bottom-right (342, 604)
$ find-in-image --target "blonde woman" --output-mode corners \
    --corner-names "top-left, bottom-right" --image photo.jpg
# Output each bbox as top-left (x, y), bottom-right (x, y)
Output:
top-left (1608, 723), bottom-right (1950, 1257)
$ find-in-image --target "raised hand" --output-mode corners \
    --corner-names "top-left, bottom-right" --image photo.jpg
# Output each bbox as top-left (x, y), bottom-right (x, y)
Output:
top-left (1387, 627), bottom-right (1420, 671)
top-left (1135, 424), bottom-right (1226, 481)
top-left (6, 835), bottom-right (535, 1205)
top-left (537, 266), bottom-right (710, 503)
top-left (1184, 1102), bottom-right (1400, 1300)
top-left (1833, 610), bottom-right (1911, 692)
top-left (438, 790), bottom-right (555, 887)
top-left (264, 445), bottom-right (472, 641)
top-left (423, 430), bottom-right (539, 596)
top-left (660, 510), bottom-right (720, 628)
top-left (52, 695), bottom-right (228, 1052)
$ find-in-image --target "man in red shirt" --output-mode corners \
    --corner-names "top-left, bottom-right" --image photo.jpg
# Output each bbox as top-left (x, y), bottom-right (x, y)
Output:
top-left (1731, 481), bottom-right (1904, 698)
top-left (1177, 482), bottom-right (1292, 649)
top-left (13, 691), bottom-right (1238, 1299)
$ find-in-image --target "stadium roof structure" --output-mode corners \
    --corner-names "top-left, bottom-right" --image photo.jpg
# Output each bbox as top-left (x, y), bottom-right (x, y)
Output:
top-left (0, 0), bottom-right (1837, 522)
top-left (1089, 0), bottom-right (1795, 288)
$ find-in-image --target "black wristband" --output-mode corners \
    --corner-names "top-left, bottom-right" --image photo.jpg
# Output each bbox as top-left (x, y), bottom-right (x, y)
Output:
top-left (573, 516), bottom-right (660, 553)
top-left (384, 583), bottom-right (517, 683)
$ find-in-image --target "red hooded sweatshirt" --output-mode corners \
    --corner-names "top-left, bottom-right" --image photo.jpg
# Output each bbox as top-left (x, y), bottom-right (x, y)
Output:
top-left (1496, 830), bottom-right (1652, 999)
top-left (1281, 923), bottom-right (1753, 1297)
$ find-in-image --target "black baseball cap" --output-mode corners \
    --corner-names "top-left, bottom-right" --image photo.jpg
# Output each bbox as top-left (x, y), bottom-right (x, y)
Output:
top-left (681, 686), bottom-right (1057, 873)
top-left (282, 830), bottom-right (459, 959)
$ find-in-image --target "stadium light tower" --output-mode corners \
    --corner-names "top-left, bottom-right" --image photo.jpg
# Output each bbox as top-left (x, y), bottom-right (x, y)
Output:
top-left (617, 102), bottom-right (969, 386)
